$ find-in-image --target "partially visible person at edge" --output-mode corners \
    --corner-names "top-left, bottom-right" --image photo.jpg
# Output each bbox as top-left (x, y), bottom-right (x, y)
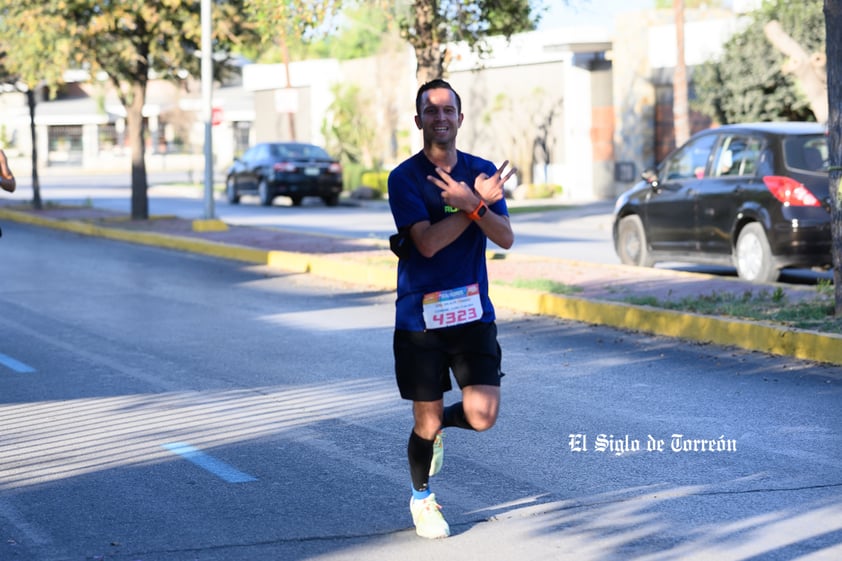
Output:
top-left (0, 149), bottom-right (16, 193)
top-left (387, 78), bottom-right (516, 539)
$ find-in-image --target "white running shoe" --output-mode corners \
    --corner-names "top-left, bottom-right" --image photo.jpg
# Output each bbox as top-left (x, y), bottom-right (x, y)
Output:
top-left (410, 493), bottom-right (451, 539)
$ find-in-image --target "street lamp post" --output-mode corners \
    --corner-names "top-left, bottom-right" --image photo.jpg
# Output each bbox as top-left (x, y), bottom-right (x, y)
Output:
top-left (201, 0), bottom-right (215, 220)
top-left (673, 0), bottom-right (690, 147)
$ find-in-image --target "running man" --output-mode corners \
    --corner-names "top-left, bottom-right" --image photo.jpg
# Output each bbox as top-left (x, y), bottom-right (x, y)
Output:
top-left (388, 78), bottom-right (515, 539)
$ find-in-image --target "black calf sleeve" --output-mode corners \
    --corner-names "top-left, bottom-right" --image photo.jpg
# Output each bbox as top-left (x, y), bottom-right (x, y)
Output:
top-left (407, 431), bottom-right (435, 492)
top-left (442, 402), bottom-right (475, 430)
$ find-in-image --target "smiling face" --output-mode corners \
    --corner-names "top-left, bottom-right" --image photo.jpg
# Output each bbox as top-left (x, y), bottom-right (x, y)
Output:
top-left (415, 87), bottom-right (464, 148)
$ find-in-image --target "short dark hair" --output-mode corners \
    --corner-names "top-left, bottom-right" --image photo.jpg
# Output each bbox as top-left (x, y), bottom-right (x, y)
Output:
top-left (415, 79), bottom-right (462, 116)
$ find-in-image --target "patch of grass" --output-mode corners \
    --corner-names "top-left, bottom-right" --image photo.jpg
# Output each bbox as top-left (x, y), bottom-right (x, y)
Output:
top-left (495, 278), bottom-right (584, 295)
top-left (507, 204), bottom-right (573, 215)
top-left (494, 274), bottom-right (840, 334)
top-left (816, 278), bottom-right (834, 297)
top-left (625, 288), bottom-right (841, 334)
top-left (626, 295), bottom-right (659, 307)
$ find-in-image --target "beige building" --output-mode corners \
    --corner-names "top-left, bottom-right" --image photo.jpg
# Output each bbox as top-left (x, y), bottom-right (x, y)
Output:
top-left (242, 26), bottom-right (616, 200)
top-left (0, 7), bottom-right (744, 201)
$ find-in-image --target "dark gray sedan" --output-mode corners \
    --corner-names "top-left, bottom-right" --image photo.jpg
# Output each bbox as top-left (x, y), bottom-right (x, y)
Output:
top-left (226, 142), bottom-right (343, 207)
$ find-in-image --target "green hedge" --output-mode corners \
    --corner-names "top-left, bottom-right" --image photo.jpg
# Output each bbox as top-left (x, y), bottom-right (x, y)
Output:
top-left (342, 162), bottom-right (365, 193)
top-left (360, 170), bottom-right (390, 197)
top-left (516, 183), bottom-right (564, 199)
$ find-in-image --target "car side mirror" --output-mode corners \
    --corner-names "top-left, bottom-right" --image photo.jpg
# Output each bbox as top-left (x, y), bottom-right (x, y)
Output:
top-left (641, 169), bottom-right (660, 189)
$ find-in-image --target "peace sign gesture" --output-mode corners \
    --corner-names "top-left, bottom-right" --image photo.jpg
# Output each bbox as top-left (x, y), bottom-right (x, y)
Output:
top-left (474, 160), bottom-right (516, 204)
top-left (426, 167), bottom-right (476, 210)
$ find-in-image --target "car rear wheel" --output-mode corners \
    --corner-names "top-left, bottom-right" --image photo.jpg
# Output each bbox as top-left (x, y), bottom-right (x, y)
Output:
top-left (617, 215), bottom-right (654, 267)
top-left (226, 177), bottom-right (240, 204)
top-left (290, 195), bottom-right (303, 207)
top-left (735, 223), bottom-right (779, 282)
top-left (258, 179), bottom-right (274, 206)
top-left (322, 194), bottom-right (340, 207)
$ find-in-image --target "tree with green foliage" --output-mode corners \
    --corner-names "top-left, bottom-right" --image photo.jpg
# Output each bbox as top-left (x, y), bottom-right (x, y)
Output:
top-left (253, 0), bottom-right (544, 81)
top-left (322, 83), bottom-right (376, 165)
top-left (0, 1), bottom-right (259, 220)
top-left (247, 0), bottom-right (345, 140)
top-left (320, 82), bottom-right (382, 193)
top-left (0, 6), bottom-right (72, 210)
top-left (279, 2), bottom-right (394, 61)
top-left (398, 0), bottom-right (544, 81)
top-left (692, 0), bottom-right (825, 124)
top-left (763, 19), bottom-right (827, 123)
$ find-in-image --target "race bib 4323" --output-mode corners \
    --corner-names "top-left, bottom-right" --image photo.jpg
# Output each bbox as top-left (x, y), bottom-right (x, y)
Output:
top-left (422, 283), bottom-right (482, 330)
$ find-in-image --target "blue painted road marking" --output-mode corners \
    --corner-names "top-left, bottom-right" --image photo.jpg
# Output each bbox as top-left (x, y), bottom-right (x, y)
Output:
top-left (162, 442), bottom-right (257, 483)
top-left (0, 352), bottom-right (35, 373)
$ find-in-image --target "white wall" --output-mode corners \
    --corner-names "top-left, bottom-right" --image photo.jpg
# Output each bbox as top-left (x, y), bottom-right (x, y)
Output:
top-left (243, 59), bottom-right (341, 147)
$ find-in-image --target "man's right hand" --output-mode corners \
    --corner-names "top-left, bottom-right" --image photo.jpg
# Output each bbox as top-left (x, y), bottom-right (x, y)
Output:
top-left (427, 167), bottom-right (481, 212)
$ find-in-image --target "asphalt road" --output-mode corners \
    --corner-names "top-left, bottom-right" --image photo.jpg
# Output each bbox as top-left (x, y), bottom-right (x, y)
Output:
top-left (6, 172), bottom-right (621, 263)
top-left (2, 221), bottom-right (841, 560)
top-left (7, 172), bottom-right (832, 285)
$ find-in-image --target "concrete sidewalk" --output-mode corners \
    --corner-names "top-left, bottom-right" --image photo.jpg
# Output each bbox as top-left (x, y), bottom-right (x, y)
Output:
top-left (1, 202), bottom-right (840, 366)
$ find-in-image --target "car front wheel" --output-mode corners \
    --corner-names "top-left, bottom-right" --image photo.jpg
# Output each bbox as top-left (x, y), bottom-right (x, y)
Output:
top-left (735, 223), bottom-right (778, 282)
top-left (616, 215), bottom-right (654, 267)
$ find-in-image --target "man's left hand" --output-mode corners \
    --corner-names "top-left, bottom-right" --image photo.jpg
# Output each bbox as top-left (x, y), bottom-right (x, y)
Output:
top-left (475, 160), bottom-right (516, 204)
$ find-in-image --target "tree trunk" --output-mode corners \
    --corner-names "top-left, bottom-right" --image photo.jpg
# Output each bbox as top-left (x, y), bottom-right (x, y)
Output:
top-left (673, 0), bottom-right (690, 146)
top-left (764, 20), bottom-right (828, 123)
top-left (26, 89), bottom-right (41, 210)
top-left (825, 0), bottom-right (842, 314)
top-left (412, 0), bottom-right (444, 82)
top-left (127, 81), bottom-right (149, 220)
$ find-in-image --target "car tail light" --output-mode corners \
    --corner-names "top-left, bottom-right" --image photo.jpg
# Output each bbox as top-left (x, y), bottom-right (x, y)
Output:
top-left (328, 162), bottom-right (342, 174)
top-left (273, 162), bottom-right (296, 173)
top-left (762, 176), bottom-right (820, 207)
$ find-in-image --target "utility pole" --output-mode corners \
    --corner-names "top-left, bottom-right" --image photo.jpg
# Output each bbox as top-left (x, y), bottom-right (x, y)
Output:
top-left (673, 0), bottom-right (690, 147)
top-left (201, 0), bottom-right (215, 219)
top-left (280, 31), bottom-right (297, 141)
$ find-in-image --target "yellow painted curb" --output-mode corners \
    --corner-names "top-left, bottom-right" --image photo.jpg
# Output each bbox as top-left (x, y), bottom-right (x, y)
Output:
top-left (266, 251), bottom-right (395, 289)
top-left (5, 206), bottom-right (842, 366)
top-left (192, 219), bottom-right (229, 232)
top-left (488, 284), bottom-right (842, 366)
top-left (0, 207), bottom-right (267, 264)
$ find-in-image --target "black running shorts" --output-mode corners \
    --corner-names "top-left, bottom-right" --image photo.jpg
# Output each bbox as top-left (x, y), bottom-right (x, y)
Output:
top-left (393, 321), bottom-right (503, 402)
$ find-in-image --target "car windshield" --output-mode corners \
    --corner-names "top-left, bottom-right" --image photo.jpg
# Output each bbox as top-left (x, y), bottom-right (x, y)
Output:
top-left (784, 135), bottom-right (828, 172)
top-left (269, 143), bottom-right (330, 160)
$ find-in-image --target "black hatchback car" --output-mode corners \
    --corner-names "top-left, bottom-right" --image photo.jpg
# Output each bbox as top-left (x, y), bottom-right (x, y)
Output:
top-left (225, 142), bottom-right (343, 207)
top-left (612, 122), bottom-right (831, 282)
